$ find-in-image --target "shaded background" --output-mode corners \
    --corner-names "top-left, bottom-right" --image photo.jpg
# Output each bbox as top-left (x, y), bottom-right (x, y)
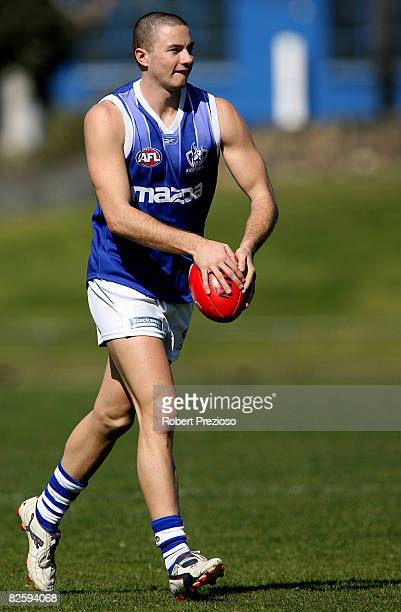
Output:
top-left (1, 3), bottom-right (401, 608)
top-left (0, 0), bottom-right (400, 387)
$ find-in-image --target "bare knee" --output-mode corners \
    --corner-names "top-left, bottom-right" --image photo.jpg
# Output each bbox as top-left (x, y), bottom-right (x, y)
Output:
top-left (93, 397), bottom-right (135, 438)
top-left (138, 418), bottom-right (173, 450)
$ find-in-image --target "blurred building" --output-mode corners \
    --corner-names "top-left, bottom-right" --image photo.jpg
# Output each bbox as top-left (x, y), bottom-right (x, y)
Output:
top-left (50, 0), bottom-right (401, 126)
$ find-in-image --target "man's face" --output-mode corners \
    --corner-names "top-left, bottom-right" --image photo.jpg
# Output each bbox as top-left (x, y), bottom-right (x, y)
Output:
top-left (140, 24), bottom-right (194, 90)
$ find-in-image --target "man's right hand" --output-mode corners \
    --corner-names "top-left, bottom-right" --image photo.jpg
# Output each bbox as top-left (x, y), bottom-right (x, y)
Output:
top-left (191, 237), bottom-right (245, 295)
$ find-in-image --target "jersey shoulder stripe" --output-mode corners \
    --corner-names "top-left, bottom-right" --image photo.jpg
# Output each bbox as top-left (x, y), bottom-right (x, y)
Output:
top-left (207, 93), bottom-right (221, 153)
top-left (98, 92), bottom-right (135, 159)
top-left (186, 83), bottom-right (221, 154)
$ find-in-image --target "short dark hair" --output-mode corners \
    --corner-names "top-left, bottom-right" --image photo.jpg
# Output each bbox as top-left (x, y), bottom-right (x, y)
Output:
top-left (132, 11), bottom-right (188, 53)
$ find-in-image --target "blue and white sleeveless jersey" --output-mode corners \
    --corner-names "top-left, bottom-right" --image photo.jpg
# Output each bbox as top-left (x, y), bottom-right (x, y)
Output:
top-left (86, 79), bottom-right (221, 303)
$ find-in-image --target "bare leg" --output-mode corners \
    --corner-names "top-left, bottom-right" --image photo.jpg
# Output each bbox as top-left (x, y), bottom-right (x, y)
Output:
top-left (107, 336), bottom-right (179, 519)
top-left (61, 357), bottom-right (135, 482)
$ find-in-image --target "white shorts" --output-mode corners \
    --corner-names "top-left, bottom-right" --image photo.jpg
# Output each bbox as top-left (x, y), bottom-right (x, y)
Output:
top-left (87, 279), bottom-right (193, 362)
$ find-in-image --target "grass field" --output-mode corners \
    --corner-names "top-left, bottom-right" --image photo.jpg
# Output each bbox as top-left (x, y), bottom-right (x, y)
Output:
top-left (1, 172), bottom-right (401, 609)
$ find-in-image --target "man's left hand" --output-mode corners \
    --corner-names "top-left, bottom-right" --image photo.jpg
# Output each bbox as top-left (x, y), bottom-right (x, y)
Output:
top-left (235, 246), bottom-right (256, 307)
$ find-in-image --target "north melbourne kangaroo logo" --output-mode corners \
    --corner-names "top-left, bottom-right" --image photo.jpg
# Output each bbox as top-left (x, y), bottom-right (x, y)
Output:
top-left (26, 513), bottom-right (44, 549)
top-left (186, 142), bottom-right (208, 173)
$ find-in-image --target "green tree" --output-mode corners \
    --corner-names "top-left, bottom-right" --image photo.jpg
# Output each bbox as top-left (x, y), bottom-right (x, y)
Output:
top-left (374, 0), bottom-right (396, 113)
top-left (0, 0), bottom-right (71, 104)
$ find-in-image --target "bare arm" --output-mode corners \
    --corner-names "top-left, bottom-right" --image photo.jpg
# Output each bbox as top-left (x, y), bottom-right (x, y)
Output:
top-left (85, 101), bottom-right (197, 255)
top-left (217, 97), bottom-right (278, 293)
top-left (84, 101), bottom-right (244, 294)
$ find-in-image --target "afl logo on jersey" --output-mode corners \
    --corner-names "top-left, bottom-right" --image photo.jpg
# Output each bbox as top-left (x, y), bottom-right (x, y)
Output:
top-left (136, 147), bottom-right (162, 167)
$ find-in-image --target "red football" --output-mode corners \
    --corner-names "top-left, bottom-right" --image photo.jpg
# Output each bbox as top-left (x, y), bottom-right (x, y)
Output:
top-left (188, 263), bottom-right (248, 323)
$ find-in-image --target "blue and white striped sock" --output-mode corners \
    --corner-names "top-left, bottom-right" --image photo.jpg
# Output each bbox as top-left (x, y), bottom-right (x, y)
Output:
top-left (151, 514), bottom-right (191, 573)
top-left (35, 461), bottom-right (87, 534)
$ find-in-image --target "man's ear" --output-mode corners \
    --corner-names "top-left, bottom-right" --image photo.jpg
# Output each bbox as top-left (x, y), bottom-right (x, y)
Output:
top-left (135, 48), bottom-right (149, 69)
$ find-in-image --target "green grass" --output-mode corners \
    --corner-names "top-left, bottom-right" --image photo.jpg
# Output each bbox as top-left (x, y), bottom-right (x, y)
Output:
top-left (1, 173), bottom-right (401, 385)
top-left (1, 172), bottom-right (401, 609)
top-left (2, 391), bottom-right (401, 609)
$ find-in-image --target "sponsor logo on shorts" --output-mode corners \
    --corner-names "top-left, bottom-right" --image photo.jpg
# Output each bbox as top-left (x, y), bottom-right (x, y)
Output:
top-left (129, 316), bottom-right (162, 330)
top-left (133, 183), bottom-right (203, 205)
top-left (136, 147), bottom-right (162, 167)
